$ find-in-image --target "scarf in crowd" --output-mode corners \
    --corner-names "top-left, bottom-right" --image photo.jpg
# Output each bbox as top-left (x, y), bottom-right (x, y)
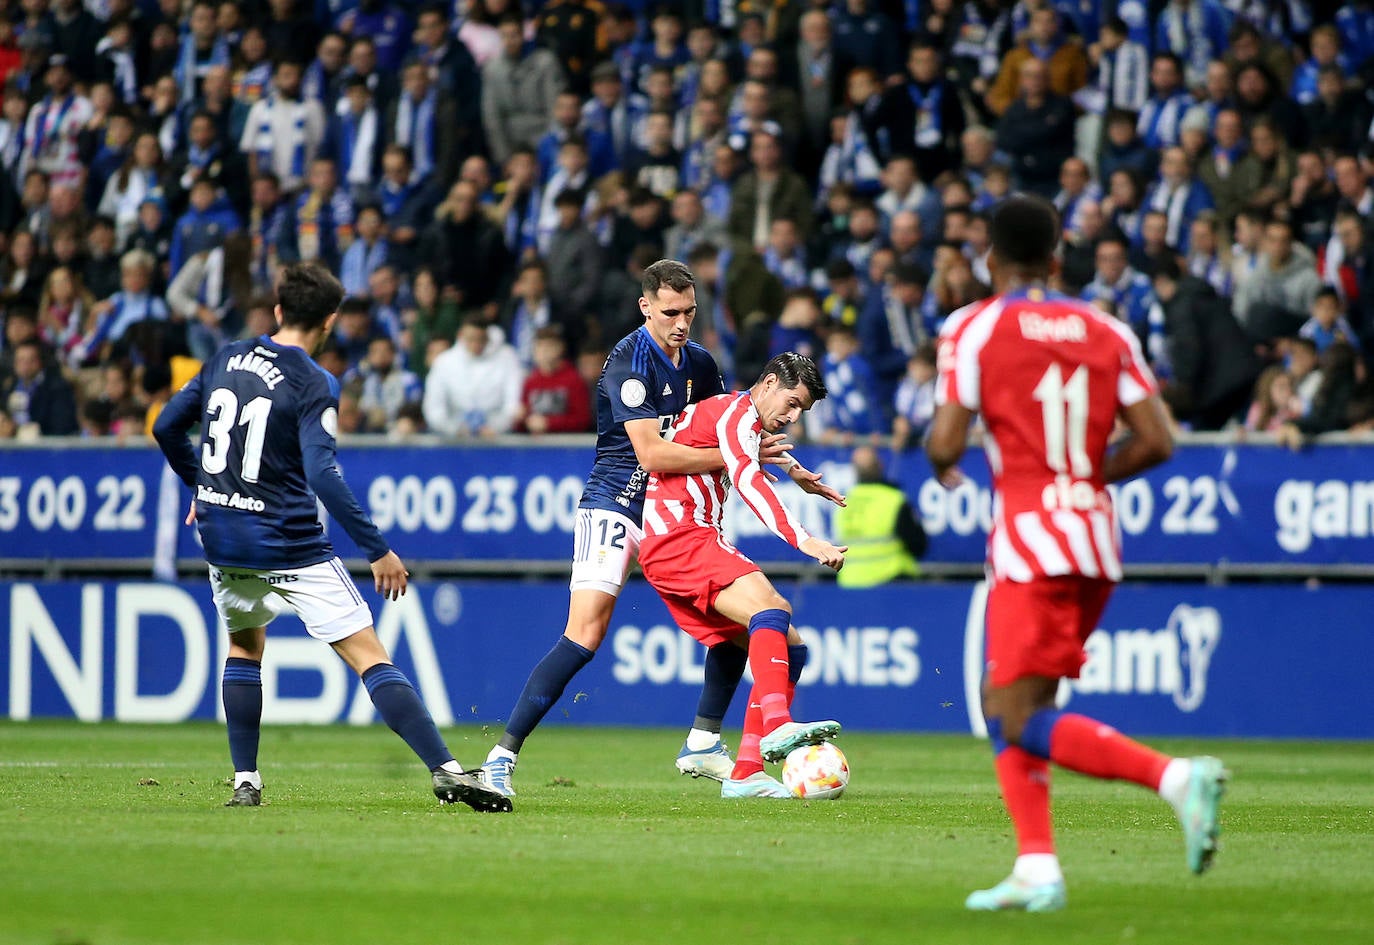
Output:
top-left (504, 184), bottom-right (541, 255)
top-left (1137, 92), bottom-right (1189, 149)
top-left (197, 246), bottom-right (226, 314)
top-left (0, 118), bottom-right (25, 171)
top-left (250, 203), bottom-right (287, 285)
top-left (906, 81), bottom-right (943, 149)
top-left (764, 246), bottom-right (809, 290)
top-left (255, 93), bottom-right (307, 183)
top-left (302, 60), bottom-right (334, 105)
top-left (339, 106), bottom-right (379, 187)
top-left (296, 190), bottom-right (327, 262)
top-left (884, 284), bottom-right (926, 355)
top-left (30, 95), bottom-right (75, 163)
top-left (1097, 42), bottom-right (1149, 113)
top-left (510, 299), bottom-right (550, 368)
top-left (175, 31), bottom-right (231, 104)
top-left (234, 62), bottom-right (273, 107)
top-left (1190, 251), bottom-right (1233, 297)
top-left (395, 91), bottom-right (436, 183)
top-left (96, 37), bottom-right (139, 104)
top-left (341, 238), bottom-right (388, 297)
top-left (379, 178), bottom-right (414, 219)
top-left (1149, 179), bottom-right (1193, 249)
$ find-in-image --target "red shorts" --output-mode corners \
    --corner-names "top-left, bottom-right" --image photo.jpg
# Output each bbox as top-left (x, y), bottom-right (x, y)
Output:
top-left (984, 575), bottom-right (1115, 687)
top-left (639, 526), bottom-right (760, 647)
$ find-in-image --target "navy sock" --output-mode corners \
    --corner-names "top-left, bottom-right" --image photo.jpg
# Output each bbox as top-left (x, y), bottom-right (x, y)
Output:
top-left (361, 663), bottom-right (452, 771)
top-left (498, 636), bottom-right (594, 753)
top-left (787, 644), bottom-right (808, 684)
top-left (222, 657), bottom-right (262, 772)
top-left (694, 643), bottom-right (748, 732)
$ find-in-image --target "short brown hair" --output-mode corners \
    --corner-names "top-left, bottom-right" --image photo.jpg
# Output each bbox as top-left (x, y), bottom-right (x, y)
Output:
top-left (641, 259), bottom-right (695, 297)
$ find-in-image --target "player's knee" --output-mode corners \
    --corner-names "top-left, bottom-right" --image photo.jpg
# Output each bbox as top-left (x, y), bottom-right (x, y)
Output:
top-left (995, 705), bottom-right (1034, 747)
top-left (563, 621), bottom-right (609, 651)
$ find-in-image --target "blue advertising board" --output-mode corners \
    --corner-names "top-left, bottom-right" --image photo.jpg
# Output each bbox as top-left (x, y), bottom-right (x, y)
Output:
top-left (4, 439), bottom-right (1374, 569)
top-left (3, 578), bottom-right (1369, 739)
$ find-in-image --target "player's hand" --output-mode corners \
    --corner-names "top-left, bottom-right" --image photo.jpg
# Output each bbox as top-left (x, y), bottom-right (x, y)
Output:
top-left (757, 433), bottom-right (795, 466)
top-left (371, 551), bottom-right (409, 601)
top-left (790, 463), bottom-right (846, 507)
top-left (184, 500), bottom-right (196, 525)
top-left (800, 537), bottom-right (847, 572)
top-left (936, 465), bottom-right (966, 490)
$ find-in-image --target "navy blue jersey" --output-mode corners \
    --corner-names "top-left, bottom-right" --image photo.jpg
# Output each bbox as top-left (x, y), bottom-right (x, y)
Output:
top-left (580, 326), bottom-right (725, 520)
top-left (153, 336), bottom-right (389, 570)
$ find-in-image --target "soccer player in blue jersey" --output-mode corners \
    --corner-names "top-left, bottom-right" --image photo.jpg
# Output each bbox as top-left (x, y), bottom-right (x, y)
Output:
top-left (153, 262), bottom-right (510, 813)
top-left (478, 259), bottom-right (825, 797)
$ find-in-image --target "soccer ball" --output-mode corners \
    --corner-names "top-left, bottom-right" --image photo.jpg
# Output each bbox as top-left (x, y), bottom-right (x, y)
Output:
top-left (781, 742), bottom-right (849, 800)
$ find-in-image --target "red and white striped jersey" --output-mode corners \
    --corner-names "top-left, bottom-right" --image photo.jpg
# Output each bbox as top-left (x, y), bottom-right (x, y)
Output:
top-left (936, 287), bottom-right (1158, 583)
top-left (643, 391), bottom-right (813, 550)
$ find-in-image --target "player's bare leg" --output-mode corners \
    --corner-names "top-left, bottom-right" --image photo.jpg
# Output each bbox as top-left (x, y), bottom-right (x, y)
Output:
top-left (971, 676), bottom-right (1227, 911)
top-left (332, 628), bottom-right (511, 813)
top-left (223, 627), bottom-right (266, 807)
top-left (712, 573), bottom-right (837, 798)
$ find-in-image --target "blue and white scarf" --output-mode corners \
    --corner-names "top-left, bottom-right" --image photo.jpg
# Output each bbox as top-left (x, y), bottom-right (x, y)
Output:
top-left (764, 247), bottom-right (809, 291)
top-left (395, 91), bottom-right (436, 184)
top-left (96, 37), bottom-right (139, 104)
top-left (255, 93), bottom-right (308, 183)
top-left (30, 95), bottom-right (75, 164)
top-left (341, 238), bottom-right (388, 297)
top-left (338, 105), bottom-right (379, 187)
top-left (906, 82), bottom-right (943, 149)
top-left (174, 31), bottom-right (231, 104)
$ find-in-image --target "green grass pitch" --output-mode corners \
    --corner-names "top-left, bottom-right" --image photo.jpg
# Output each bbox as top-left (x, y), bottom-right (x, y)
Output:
top-left (2, 722), bottom-right (1371, 945)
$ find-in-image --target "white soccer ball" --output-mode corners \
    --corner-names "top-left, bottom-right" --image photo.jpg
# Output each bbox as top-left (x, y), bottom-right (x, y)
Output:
top-left (781, 742), bottom-right (849, 800)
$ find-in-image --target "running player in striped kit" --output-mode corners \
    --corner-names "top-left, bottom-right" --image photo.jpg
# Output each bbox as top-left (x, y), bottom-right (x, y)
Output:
top-left (926, 196), bottom-right (1227, 912)
top-left (639, 353), bottom-right (849, 799)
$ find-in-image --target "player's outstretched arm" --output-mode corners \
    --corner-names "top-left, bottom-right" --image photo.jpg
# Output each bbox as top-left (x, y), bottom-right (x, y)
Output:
top-left (786, 462), bottom-right (847, 507)
top-left (926, 401), bottom-right (976, 489)
top-left (151, 373), bottom-right (204, 489)
top-left (799, 536), bottom-right (847, 572)
top-left (625, 417), bottom-right (725, 474)
top-left (370, 550), bottom-right (409, 601)
top-left (1102, 394), bottom-right (1174, 483)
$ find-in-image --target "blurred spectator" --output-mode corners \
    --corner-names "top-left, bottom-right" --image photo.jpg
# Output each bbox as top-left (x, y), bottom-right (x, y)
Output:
top-left (1289, 151), bottom-right (1339, 252)
top-left (366, 265), bottom-right (406, 342)
top-left (418, 180), bottom-right (511, 315)
top-left (1137, 54), bottom-right (1191, 151)
top-left (809, 322), bottom-right (883, 444)
top-left (184, 65), bottom-right (249, 161)
top-left (333, 296), bottom-right (385, 371)
top-left (77, 249), bottom-right (170, 363)
top-left (337, 0), bottom-right (412, 74)
top-left (175, 0), bottom-right (231, 105)
top-left (1099, 108), bottom-right (1158, 185)
top-left (1280, 341), bottom-right (1360, 444)
top-left (240, 59), bottom-right (326, 194)
top-left (1154, 0), bottom-right (1232, 91)
top-left (1233, 62), bottom-right (1304, 147)
top-left (37, 265), bottom-right (95, 369)
top-left (1, 338), bottom-right (77, 435)
top-left (1187, 211), bottom-right (1233, 298)
top-left (581, 60), bottom-right (645, 170)
top-left (664, 189), bottom-right (723, 263)
top-left (1234, 218), bottom-right (1322, 340)
top-left (762, 217), bottom-right (808, 291)
top-left (482, 13), bottom-right (566, 167)
top-left (1300, 287), bottom-right (1362, 353)
top-left (1144, 147), bottom-right (1213, 254)
top-left (1245, 364), bottom-right (1303, 433)
top-left (782, 9), bottom-right (844, 179)
top-left (995, 58), bottom-right (1075, 198)
top-left (328, 76), bottom-right (382, 201)
top-left (985, 7), bottom-right (1087, 118)
top-left (517, 325), bottom-right (592, 434)
top-left (502, 260), bottom-right (562, 368)
top-left (166, 231), bottom-right (253, 361)
top-left (768, 288), bottom-right (823, 362)
top-left (405, 267), bottom-right (459, 379)
top-left (1232, 118), bottom-right (1293, 217)
top-left (832, 0), bottom-right (901, 88)
top-left (538, 135), bottom-right (593, 252)
top-left (246, 172), bottom-right (290, 289)
top-left (169, 109), bottom-right (249, 220)
top-left (21, 55), bottom-right (93, 187)
top-left (626, 109), bottom-right (682, 199)
top-left (1152, 256), bottom-right (1261, 430)
top-left (358, 334), bottom-right (422, 430)
top-left (340, 204), bottom-right (388, 297)
top-left (1, 230), bottom-right (47, 309)
top-left (607, 187), bottom-right (667, 268)
top-left (100, 132), bottom-right (168, 247)
top-left (540, 90), bottom-right (614, 184)
top-left (832, 444), bottom-right (925, 588)
top-left (1304, 65), bottom-right (1369, 154)
top-left (891, 343), bottom-right (937, 449)
top-left (303, 31), bottom-right (348, 112)
top-left (729, 130), bottom-right (812, 250)
top-left (860, 260), bottom-right (931, 407)
top-left (423, 312), bottom-right (524, 437)
top-left (881, 41), bottom-right (965, 183)
top-left (544, 190), bottom-right (602, 339)
top-left (1083, 235), bottom-right (1155, 342)
top-left (170, 176), bottom-right (241, 278)
top-left (536, 0), bottom-right (608, 98)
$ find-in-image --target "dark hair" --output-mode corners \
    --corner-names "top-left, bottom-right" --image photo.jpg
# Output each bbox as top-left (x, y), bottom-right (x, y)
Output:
top-left (990, 195), bottom-right (1060, 269)
top-left (277, 263), bottom-right (345, 330)
top-left (687, 242), bottom-right (719, 265)
top-left (642, 259), bottom-right (695, 296)
top-left (142, 362), bottom-right (171, 395)
top-left (338, 297), bottom-right (371, 317)
top-left (1103, 16), bottom-right (1128, 35)
top-left (758, 352), bottom-right (827, 401)
top-left (1153, 255), bottom-right (1183, 282)
top-left (1314, 286), bottom-right (1341, 304)
top-left (892, 261), bottom-right (930, 286)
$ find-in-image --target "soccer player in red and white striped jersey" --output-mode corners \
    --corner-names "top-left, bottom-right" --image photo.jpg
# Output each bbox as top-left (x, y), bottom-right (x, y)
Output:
top-left (927, 196), bottom-right (1228, 912)
top-left (640, 353), bottom-right (849, 799)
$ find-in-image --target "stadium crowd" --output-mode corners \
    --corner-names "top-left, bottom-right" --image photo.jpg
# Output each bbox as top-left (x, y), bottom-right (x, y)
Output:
top-left (0, 0), bottom-right (1373, 451)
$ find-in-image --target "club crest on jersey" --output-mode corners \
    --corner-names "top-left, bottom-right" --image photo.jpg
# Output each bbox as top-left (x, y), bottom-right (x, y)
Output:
top-left (620, 378), bottom-right (647, 408)
top-left (686, 379), bottom-right (693, 401)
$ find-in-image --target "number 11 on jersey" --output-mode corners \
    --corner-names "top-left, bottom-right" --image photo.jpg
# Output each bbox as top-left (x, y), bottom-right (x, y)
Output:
top-left (1033, 364), bottom-right (1092, 478)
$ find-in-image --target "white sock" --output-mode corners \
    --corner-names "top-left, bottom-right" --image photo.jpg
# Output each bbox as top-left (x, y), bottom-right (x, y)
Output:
top-left (686, 728), bottom-right (720, 751)
top-left (234, 770), bottom-right (262, 790)
top-left (1158, 757), bottom-right (1192, 816)
top-left (438, 760), bottom-right (463, 775)
top-left (486, 746), bottom-right (517, 765)
top-left (1012, 853), bottom-right (1063, 886)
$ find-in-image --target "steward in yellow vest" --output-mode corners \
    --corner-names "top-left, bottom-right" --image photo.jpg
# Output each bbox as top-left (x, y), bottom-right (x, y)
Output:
top-left (833, 446), bottom-right (926, 588)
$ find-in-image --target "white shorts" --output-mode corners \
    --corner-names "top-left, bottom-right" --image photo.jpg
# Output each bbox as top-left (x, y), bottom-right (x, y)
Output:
top-left (569, 508), bottom-right (643, 596)
top-left (209, 557), bottom-right (373, 644)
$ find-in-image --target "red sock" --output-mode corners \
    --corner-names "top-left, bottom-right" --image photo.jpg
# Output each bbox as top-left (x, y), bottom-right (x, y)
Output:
top-left (747, 630), bottom-right (792, 732)
top-left (1049, 713), bottom-right (1171, 790)
top-left (994, 746), bottom-right (1055, 855)
top-left (731, 686), bottom-right (765, 780)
